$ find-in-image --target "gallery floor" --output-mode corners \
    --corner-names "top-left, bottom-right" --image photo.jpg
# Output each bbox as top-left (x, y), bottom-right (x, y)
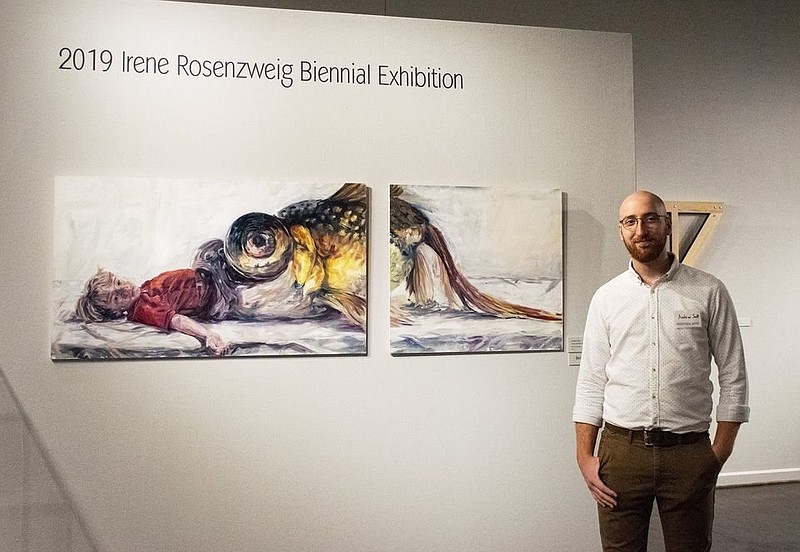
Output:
top-left (648, 481), bottom-right (800, 552)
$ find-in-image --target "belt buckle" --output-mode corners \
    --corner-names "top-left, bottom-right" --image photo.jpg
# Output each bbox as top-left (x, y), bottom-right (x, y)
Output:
top-left (643, 429), bottom-right (662, 446)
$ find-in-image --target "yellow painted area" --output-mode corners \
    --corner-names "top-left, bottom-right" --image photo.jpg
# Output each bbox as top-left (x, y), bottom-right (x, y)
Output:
top-left (289, 224), bottom-right (366, 295)
top-left (289, 226), bottom-right (325, 294)
top-left (323, 242), bottom-right (366, 292)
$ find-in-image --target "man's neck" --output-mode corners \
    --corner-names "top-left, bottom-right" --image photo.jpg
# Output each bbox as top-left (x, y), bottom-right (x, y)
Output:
top-left (632, 252), bottom-right (672, 287)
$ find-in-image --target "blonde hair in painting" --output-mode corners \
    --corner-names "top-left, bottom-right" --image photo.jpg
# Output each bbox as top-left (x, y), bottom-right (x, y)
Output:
top-left (74, 268), bottom-right (124, 322)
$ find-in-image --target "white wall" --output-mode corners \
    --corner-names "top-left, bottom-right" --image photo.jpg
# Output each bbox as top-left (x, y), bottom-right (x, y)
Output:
top-left (1, 2), bottom-right (634, 551)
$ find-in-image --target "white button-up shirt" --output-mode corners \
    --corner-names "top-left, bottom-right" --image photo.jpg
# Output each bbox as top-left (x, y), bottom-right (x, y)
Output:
top-left (573, 256), bottom-right (749, 433)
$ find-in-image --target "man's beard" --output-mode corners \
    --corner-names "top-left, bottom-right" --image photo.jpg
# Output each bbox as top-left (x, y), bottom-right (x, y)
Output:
top-left (624, 234), bottom-right (668, 263)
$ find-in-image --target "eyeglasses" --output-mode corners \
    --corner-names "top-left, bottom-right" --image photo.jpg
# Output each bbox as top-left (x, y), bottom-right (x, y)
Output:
top-left (619, 214), bottom-right (669, 230)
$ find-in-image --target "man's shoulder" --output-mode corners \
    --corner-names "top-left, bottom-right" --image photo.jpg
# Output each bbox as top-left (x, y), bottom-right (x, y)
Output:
top-left (674, 263), bottom-right (726, 288)
top-left (588, 271), bottom-right (634, 309)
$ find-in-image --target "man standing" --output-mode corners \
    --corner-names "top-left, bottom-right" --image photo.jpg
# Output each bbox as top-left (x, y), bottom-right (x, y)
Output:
top-left (573, 190), bottom-right (749, 551)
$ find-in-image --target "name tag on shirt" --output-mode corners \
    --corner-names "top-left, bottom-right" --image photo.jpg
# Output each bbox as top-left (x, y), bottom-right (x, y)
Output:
top-left (676, 310), bottom-right (702, 328)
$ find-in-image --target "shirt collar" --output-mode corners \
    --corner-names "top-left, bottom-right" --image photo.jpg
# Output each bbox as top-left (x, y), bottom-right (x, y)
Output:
top-left (626, 253), bottom-right (680, 285)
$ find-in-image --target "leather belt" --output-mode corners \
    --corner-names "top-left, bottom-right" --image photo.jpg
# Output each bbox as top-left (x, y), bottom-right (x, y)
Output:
top-left (604, 422), bottom-right (707, 447)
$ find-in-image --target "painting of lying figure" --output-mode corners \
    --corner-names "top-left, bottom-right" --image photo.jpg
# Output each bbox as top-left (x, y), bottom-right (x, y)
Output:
top-left (390, 185), bottom-right (563, 355)
top-left (51, 180), bottom-right (367, 359)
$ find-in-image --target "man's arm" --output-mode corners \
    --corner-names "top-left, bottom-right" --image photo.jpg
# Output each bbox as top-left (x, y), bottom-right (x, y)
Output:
top-left (711, 421), bottom-right (741, 467)
top-left (170, 314), bottom-right (230, 356)
top-left (575, 422), bottom-right (617, 509)
top-left (706, 284), bottom-right (747, 466)
top-left (709, 284), bottom-right (750, 422)
top-left (573, 293), bottom-right (616, 508)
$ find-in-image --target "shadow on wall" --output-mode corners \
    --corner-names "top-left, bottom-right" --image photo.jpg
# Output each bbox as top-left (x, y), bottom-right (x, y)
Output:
top-left (0, 374), bottom-right (96, 552)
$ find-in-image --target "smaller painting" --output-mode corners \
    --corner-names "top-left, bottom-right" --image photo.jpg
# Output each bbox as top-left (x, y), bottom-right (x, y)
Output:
top-left (390, 185), bottom-right (563, 355)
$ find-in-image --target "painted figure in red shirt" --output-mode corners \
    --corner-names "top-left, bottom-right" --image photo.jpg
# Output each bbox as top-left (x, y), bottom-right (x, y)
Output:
top-left (75, 268), bottom-right (229, 356)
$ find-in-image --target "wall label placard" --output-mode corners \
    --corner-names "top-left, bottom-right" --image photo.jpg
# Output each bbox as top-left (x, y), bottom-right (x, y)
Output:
top-left (57, 46), bottom-right (466, 90)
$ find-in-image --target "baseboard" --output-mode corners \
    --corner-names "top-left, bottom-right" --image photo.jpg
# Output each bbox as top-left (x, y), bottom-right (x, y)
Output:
top-left (717, 467), bottom-right (800, 488)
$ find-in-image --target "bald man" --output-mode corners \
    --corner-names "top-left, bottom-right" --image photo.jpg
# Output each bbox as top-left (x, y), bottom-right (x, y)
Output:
top-left (573, 191), bottom-right (749, 551)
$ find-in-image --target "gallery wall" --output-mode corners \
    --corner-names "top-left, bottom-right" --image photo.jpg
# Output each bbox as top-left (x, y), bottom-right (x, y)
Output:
top-left (3, 1), bottom-right (798, 550)
top-left (1, 1), bottom-right (633, 551)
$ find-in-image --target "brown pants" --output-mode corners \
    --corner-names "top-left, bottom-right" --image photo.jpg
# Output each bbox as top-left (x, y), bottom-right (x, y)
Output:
top-left (597, 427), bottom-right (722, 552)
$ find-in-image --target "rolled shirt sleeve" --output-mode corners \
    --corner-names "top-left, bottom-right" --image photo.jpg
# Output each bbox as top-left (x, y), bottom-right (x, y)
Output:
top-left (572, 294), bottom-right (610, 427)
top-left (709, 283), bottom-right (750, 423)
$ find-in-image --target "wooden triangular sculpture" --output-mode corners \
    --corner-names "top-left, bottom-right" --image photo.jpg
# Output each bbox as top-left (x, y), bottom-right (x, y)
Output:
top-left (665, 201), bottom-right (725, 267)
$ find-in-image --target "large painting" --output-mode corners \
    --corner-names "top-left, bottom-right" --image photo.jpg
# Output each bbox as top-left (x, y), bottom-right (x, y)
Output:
top-left (51, 179), bottom-right (367, 359)
top-left (390, 185), bottom-right (562, 354)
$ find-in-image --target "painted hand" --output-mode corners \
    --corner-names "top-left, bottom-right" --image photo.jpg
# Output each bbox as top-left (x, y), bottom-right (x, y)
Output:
top-left (205, 333), bottom-right (230, 356)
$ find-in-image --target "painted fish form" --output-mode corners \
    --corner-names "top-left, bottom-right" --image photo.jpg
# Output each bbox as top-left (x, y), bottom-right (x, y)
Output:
top-left (192, 183), bottom-right (367, 328)
top-left (390, 185), bottom-right (562, 323)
